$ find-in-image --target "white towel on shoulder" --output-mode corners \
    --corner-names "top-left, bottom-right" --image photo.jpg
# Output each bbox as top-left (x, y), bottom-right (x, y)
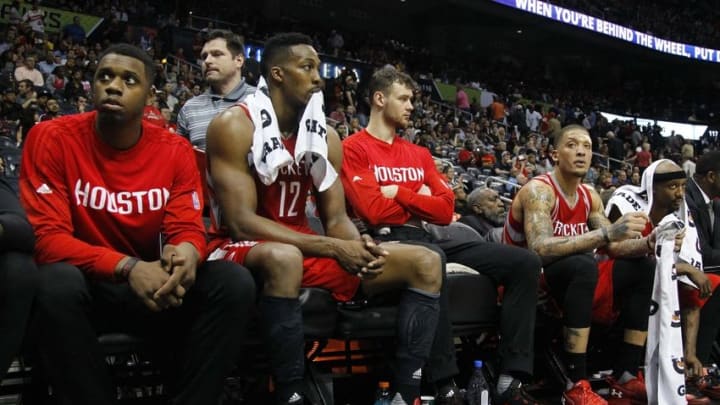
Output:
top-left (245, 77), bottom-right (337, 191)
top-left (245, 77), bottom-right (293, 186)
top-left (296, 90), bottom-right (337, 192)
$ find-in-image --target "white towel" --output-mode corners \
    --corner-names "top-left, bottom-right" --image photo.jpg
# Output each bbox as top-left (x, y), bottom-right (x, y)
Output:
top-left (295, 90), bottom-right (337, 192)
top-left (645, 218), bottom-right (687, 405)
top-left (245, 77), bottom-right (337, 192)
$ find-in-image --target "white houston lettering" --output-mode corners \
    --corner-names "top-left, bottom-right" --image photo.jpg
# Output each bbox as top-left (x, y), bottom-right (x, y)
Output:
top-left (372, 165), bottom-right (425, 183)
top-left (553, 220), bottom-right (589, 237)
top-left (75, 180), bottom-right (170, 215)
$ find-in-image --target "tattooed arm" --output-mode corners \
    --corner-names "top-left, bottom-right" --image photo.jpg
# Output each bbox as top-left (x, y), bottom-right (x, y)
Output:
top-left (520, 181), bottom-right (609, 265)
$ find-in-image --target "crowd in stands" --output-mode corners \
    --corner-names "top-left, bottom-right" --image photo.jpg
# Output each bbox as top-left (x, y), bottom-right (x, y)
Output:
top-left (4, 1), bottom-right (720, 404)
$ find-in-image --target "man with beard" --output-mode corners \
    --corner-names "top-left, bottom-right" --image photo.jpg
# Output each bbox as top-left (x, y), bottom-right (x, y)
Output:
top-left (459, 187), bottom-right (506, 243)
top-left (504, 124), bottom-right (654, 405)
top-left (177, 29), bottom-right (255, 150)
top-left (341, 66), bottom-right (542, 405)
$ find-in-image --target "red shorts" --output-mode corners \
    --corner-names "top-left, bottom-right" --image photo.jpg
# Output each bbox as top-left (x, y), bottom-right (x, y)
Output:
top-left (679, 272), bottom-right (720, 309)
top-left (207, 238), bottom-right (361, 302)
top-left (592, 259), bottom-right (617, 325)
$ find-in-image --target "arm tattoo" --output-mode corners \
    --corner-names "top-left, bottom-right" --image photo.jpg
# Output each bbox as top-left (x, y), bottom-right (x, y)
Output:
top-left (524, 182), bottom-right (606, 261)
top-left (607, 237), bottom-right (651, 258)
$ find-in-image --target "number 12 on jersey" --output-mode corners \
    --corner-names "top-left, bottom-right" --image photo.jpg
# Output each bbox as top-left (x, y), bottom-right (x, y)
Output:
top-left (278, 180), bottom-right (301, 218)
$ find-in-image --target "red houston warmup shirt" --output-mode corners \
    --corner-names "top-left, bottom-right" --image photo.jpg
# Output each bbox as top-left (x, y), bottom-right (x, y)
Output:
top-left (341, 129), bottom-right (454, 227)
top-left (20, 111), bottom-right (206, 279)
top-left (503, 173), bottom-right (592, 247)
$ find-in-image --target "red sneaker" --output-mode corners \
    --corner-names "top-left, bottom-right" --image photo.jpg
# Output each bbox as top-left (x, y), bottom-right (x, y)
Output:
top-left (562, 380), bottom-right (608, 405)
top-left (605, 374), bottom-right (647, 404)
top-left (686, 383), bottom-right (711, 405)
top-left (694, 374), bottom-right (720, 399)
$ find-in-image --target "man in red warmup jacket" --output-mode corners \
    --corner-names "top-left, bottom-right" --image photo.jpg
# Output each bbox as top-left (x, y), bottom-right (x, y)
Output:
top-left (341, 66), bottom-right (543, 405)
top-left (19, 43), bottom-right (255, 405)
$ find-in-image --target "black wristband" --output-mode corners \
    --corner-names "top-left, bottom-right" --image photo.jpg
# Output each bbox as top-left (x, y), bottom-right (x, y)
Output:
top-left (118, 257), bottom-right (139, 281)
top-left (601, 227), bottom-right (611, 244)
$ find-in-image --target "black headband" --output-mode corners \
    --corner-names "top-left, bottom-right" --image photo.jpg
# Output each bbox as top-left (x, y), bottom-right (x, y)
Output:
top-left (653, 171), bottom-right (686, 183)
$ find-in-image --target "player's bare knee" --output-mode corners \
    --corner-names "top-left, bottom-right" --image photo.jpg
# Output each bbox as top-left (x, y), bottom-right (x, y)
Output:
top-left (261, 245), bottom-right (303, 296)
top-left (410, 247), bottom-right (442, 293)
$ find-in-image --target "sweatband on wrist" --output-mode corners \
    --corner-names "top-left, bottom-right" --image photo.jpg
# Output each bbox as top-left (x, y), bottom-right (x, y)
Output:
top-left (118, 257), bottom-right (139, 281)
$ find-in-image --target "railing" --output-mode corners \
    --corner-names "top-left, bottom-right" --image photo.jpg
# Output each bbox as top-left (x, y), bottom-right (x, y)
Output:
top-left (186, 13), bottom-right (238, 32)
top-left (164, 54), bottom-right (202, 83)
top-left (427, 99), bottom-right (474, 123)
top-left (592, 152), bottom-right (632, 170)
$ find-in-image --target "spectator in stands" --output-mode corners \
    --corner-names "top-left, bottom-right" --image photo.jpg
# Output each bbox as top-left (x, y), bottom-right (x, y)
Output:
top-left (67, 95), bottom-right (89, 114)
top-left (342, 74), bottom-right (357, 108)
top-left (177, 29), bottom-right (255, 150)
top-left (45, 65), bottom-right (68, 95)
top-left (62, 16), bottom-right (86, 44)
top-left (329, 104), bottom-right (347, 124)
top-left (543, 111), bottom-right (562, 144)
top-left (457, 140), bottom-right (476, 169)
top-left (205, 33), bottom-right (446, 405)
top-left (636, 142), bottom-right (653, 173)
top-left (22, 1), bottom-right (45, 34)
top-left (36, 51), bottom-right (58, 76)
top-left (7, 1), bottom-right (22, 26)
top-left (606, 131), bottom-right (624, 171)
top-left (615, 169), bottom-right (629, 186)
top-left (342, 66), bottom-right (542, 405)
top-left (19, 43), bottom-right (255, 405)
top-left (682, 138), bottom-right (695, 162)
top-left (14, 55), bottom-right (43, 87)
top-left (504, 124), bottom-right (654, 404)
top-left (489, 95), bottom-right (506, 123)
top-left (38, 96), bottom-right (60, 121)
top-left (0, 176), bottom-right (38, 383)
top-left (630, 171), bottom-right (641, 186)
top-left (455, 84), bottom-right (469, 111)
top-left (1, 88), bottom-right (22, 122)
top-left (459, 187), bottom-right (506, 243)
top-left (63, 68), bottom-right (86, 102)
top-left (683, 154), bottom-right (697, 178)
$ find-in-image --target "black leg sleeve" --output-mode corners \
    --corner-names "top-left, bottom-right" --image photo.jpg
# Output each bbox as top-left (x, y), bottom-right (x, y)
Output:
top-left (258, 295), bottom-right (305, 401)
top-left (394, 287), bottom-right (440, 396)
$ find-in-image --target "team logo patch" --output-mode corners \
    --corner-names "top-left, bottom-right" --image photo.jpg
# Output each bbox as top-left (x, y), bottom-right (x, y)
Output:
top-left (672, 356), bottom-right (685, 374)
top-left (671, 310), bottom-right (682, 327)
top-left (36, 183), bottom-right (52, 194)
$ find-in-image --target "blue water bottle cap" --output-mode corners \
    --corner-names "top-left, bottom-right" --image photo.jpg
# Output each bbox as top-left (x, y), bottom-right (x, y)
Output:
top-left (474, 360), bottom-right (483, 368)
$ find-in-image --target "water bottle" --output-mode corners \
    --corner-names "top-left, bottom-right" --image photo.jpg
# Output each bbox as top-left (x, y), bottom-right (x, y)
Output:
top-left (373, 381), bottom-right (391, 405)
top-left (466, 360), bottom-right (492, 405)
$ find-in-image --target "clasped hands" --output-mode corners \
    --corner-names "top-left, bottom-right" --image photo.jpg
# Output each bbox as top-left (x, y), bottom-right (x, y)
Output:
top-left (127, 243), bottom-right (199, 311)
